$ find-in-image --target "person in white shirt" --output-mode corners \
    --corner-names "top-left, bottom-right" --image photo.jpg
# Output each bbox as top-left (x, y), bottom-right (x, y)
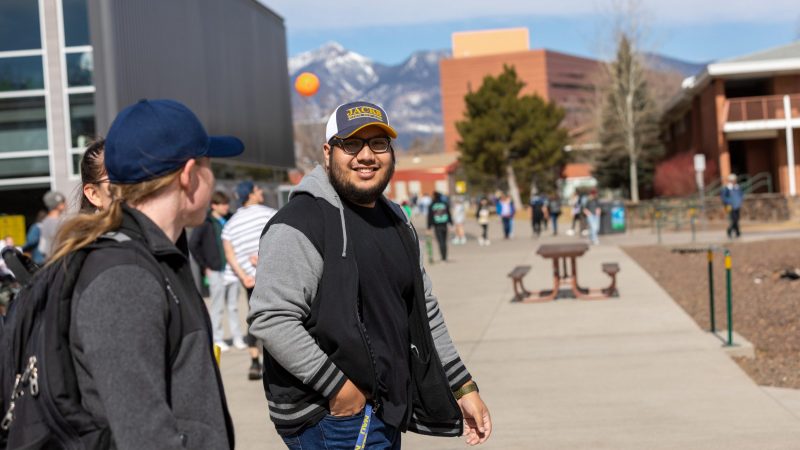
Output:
top-left (222, 181), bottom-right (277, 380)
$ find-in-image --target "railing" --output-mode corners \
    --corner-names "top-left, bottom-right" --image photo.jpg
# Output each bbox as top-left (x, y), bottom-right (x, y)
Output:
top-left (707, 172), bottom-right (773, 197)
top-left (725, 94), bottom-right (800, 123)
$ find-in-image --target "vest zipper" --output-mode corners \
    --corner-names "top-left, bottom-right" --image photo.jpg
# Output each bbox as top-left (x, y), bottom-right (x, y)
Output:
top-left (354, 300), bottom-right (381, 414)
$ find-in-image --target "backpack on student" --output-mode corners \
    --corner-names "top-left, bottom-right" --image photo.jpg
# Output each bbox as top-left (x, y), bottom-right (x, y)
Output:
top-left (430, 202), bottom-right (450, 225)
top-left (0, 235), bottom-right (181, 450)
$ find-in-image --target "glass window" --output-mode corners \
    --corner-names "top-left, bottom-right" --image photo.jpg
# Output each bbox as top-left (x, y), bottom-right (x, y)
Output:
top-left (63, 0), bottom-right (90, 47)
top-left (68, 93), bottom-right (95, 148)
top-left (0, 0), bottom-right (42, 52)
top-left (0, 96), bottom-right (48, 153)
top-left (66, 52), bottom-right (93, 87)
top-left (0, 156), bottom-right (49, 179)
top-left (0, 56), bottom-right (45, 92)
top-left (72, 152), bottom-right (83, 176)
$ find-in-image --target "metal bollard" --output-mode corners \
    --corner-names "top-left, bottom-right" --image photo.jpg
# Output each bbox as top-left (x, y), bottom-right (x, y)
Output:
top-left (708, 248), bottom-right (716, 333)
top-left (425, 234), bottom-right (434, 265)
top-left (725, 249), bottom-right (733, 346)
top-left (690, 212), bottom-right (696, 243)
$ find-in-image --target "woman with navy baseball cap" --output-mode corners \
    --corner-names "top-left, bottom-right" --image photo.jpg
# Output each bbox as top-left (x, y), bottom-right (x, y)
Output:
top-left (50, 99), bottom-right (242, 449)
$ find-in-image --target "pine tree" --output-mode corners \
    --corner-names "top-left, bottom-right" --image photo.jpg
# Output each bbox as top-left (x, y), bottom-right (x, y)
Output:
top-left (456, 66), bottom-right (569, 205)
top-left (594, 34), bottom-right (662, 202)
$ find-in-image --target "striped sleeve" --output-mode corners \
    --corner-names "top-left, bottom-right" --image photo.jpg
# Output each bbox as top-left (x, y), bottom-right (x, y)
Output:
top-left (419, 250), bottom-right (471, 391)
top-left (248, 223), bottom-right (346, 399)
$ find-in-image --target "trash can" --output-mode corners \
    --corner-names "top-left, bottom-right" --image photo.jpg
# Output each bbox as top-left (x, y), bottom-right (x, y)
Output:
top-left (599, 201), bottom-right (626, 235)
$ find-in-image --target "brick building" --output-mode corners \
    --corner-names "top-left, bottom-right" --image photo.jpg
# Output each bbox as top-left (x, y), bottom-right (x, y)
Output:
top-left (440, 28), bottom-right (601, 155)
top-left (661, 42), bottom-right (800, 196)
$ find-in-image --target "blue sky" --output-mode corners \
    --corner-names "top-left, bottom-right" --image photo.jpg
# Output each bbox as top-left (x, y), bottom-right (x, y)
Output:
top-left (263, 1), bottom-right (799, 65)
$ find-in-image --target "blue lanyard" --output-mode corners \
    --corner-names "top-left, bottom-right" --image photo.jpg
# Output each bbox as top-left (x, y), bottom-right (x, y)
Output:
top-left (353, 403), bottom-right (373, 450)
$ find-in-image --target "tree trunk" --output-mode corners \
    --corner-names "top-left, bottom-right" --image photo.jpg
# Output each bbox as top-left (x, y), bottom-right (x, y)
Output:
top-left (629, 155), bottom-right (639, 203)
top-left (506, 163), bottom-right (523, 212)
top-left (626, 88), bottom-right (639, 203)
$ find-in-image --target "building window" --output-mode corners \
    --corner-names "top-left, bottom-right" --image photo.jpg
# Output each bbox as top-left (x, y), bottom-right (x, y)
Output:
top-left (66, 52), bottom-right (92, 87)
top-left (0, 56), bottom-right (45, 91)
top-left (62, 0), bottom-right (90, 47)
top-left (0, 0), bottom-right (48, 184)
top-left (0, 0), bottom-right (42, 52)
top-left (61, 0), bottom-right (95, 176)
top-left (68, 92), bottom-right (95, 148)
top-left (0, 156), bottom-right (50, 179)
top-left (0, 96), bottom-right (48, 153)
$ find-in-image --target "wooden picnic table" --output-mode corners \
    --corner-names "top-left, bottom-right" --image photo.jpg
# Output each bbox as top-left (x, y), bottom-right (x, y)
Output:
top-left (535, 243), bottom-right (590, 301)
top-left (511, 242), bottom-right (619, 303)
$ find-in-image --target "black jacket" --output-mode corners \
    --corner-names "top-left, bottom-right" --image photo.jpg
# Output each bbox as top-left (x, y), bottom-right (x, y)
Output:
top-left (188, 214), bottom-right (226, 272)
top-left (248, 167), bottom-right (469, 438)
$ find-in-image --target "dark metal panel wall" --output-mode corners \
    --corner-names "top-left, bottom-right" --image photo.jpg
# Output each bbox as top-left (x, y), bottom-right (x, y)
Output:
top-left (88, 0), bottom-right (294, 168)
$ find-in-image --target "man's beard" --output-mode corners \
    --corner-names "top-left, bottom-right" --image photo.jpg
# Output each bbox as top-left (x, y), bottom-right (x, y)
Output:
top-left (328, 153), bottom-right (395, 206)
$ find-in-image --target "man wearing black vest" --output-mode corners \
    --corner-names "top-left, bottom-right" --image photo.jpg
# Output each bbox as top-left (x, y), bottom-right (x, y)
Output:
top-left (248, 101), bottom-right (491, 448)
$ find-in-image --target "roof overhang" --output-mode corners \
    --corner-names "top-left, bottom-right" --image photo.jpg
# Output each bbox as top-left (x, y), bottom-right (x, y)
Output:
top-left (708, 58), bottom-right (800, 78)
top-left (663, 58), bottom-right (800, 123)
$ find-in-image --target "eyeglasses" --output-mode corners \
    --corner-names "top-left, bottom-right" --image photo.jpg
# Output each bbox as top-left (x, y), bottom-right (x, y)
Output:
top-left (329, 137), bottom-right (392, 155)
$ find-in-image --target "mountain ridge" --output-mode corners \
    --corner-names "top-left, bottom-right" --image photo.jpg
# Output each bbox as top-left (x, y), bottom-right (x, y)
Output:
top-left (289, 42), bottom-right (705, 149)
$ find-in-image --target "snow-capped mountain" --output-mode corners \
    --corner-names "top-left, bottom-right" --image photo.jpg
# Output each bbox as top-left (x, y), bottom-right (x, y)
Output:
top-left (289, 42), bottom-right (704, 150)
top-left (289, 42), bottom-right (448, 149)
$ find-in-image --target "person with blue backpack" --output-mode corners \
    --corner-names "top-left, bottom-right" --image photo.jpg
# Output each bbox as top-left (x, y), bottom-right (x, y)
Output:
top-left (1, 99), bottom-right (239, 449)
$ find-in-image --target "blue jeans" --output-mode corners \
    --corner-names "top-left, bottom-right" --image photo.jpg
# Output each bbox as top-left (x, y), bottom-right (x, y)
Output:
top-left (501, 217), bottom-right (513, 238)
top-left (587, 215), bottom-right (600, 244)
top-left (282, 409), bottom-right (401, 450)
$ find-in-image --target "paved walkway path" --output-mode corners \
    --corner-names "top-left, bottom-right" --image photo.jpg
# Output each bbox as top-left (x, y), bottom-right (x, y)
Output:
top-left (219, 216), bottom-right (800, 449)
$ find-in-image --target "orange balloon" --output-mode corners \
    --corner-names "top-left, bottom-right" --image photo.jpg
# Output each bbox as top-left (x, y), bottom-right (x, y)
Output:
top-left (295, 72), bottom-right (320, 97)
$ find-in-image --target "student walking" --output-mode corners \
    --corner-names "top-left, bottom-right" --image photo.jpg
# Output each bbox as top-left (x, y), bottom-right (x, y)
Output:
top-left (547, 194), bottom-right (562, 235)
top-left (583, 190), bottom-right (601, 245)
top-left (249, 101), bottom-right (491, 449)
top-left (428, 191), bottom-right (452, 261)
top-left (222, 181), bottom-right (276, 379)
top-left (190, 191), bottom-right (246, 352)
top-left (476, 197), bottom-right (491, 246)
top-left (721, 173), bottom-right (744, 239)
top-left (497, 193), bottom-right (515, 239)
top-left (529, 192), bottom-right (546, 238)
top-left (48, 99), bottom-right (238, 449)
top-left (451, 196), bottom-right (467, 245)
top-left (38, 190), bottom-right (66, 262)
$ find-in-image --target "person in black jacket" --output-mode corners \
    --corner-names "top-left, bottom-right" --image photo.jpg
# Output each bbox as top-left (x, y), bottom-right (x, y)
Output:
top-left (189, 191), bottom-right (246, 352)
top-left (48, 99), bottom-right (239, 449)
top-left (249, 101), bottom-right (491, 449)
top-left (427, 191), bottom-right (452, 262)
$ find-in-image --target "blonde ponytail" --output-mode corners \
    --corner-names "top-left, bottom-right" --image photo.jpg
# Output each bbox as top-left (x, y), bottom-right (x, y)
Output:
top-left (49, 170), bottom-right (182, 264)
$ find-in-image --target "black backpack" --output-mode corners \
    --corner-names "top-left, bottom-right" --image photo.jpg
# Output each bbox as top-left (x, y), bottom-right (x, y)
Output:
top-left (0, 235), bottom-right (182, 449)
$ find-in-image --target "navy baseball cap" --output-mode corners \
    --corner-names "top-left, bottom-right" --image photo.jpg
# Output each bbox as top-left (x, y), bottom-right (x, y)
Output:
top-left (235, 181), bottom-right (255, 205)
top-left (105, 99), bottom-right (244, 183)
top-left (325, 101), bottom-right (397, 142)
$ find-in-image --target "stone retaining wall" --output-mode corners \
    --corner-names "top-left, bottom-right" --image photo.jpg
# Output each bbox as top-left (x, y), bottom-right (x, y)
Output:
top-left (625, 194), bottom-right (794, 229)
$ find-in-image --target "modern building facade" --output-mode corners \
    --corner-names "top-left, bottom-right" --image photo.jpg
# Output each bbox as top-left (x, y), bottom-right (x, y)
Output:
top-left (440, 28), bottom-right (600, 155)
top-left (662, 42), bottom-right (800, 196)
top-left (0, 0), bottom-right (294, 224)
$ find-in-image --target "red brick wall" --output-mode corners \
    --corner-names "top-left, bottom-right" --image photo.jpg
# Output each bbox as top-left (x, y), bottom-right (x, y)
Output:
top-left (439, 50), bottom-right (599, 154)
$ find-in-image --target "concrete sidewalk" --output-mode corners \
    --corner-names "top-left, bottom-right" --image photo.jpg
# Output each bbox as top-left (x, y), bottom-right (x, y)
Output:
top-left (220, 217), bottom-right (800, 449)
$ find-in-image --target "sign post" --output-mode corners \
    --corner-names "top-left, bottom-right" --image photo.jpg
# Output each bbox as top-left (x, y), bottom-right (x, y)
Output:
top-left (694, 154), bottom-right (706, 230)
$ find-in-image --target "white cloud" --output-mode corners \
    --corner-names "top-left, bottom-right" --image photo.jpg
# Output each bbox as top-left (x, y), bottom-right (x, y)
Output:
top-left (260, 0), bottom-right (799, 29)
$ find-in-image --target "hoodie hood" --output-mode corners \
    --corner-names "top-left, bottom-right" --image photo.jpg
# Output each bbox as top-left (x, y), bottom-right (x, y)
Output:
top-left (290, 165), bottom-right (410, 257)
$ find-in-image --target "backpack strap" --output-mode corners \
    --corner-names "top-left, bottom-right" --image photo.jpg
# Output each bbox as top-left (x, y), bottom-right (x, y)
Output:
top-left (95, 233), bottom-right (183, 368)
